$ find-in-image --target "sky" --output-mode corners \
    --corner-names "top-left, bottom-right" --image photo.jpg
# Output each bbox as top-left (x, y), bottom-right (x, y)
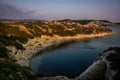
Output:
top-left (0, 0), bottom-right (120, 22)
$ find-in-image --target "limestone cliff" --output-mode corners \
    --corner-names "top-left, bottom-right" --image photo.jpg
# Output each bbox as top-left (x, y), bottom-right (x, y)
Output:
top-left (74, 47), bottom-right (120, 80)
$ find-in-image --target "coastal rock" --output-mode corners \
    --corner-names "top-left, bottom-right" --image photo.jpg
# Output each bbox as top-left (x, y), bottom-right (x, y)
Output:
top-left (74, 59), bottom-right (106, 80)
top-left (74, 47), bottom-right (120, 80)
top-left (35, 47), bottom-right (120, 80)
top-left (6, 46), bottom-right (17, 60)
top-left (6, 46), bottom-right (17, 54)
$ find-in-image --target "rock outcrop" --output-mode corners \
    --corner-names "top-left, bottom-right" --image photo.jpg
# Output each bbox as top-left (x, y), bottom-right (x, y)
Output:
top-left (74, 47), bottom-right (120, 80)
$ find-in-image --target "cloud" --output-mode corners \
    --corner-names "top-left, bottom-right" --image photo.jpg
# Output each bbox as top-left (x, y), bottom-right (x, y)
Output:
top-left (0, 3), bottom-right (40, 19)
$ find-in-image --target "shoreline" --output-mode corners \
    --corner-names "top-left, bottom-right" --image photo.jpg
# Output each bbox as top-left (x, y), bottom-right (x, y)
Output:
top-left (15, 32), bottom-right (116, 67)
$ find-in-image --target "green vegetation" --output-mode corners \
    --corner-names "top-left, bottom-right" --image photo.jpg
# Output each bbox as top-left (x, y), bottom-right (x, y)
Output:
top-left (0, 21), bottom-right (112, 38)
top-left (0, 22), bottom-right (32, 38)
top-left (0, 35), bottom-right (26, 50)
top-left (49, 25), bottom-right (112, 36)
top-left (106, 47), bottom-right (120, 70)
top-left (0, 47), bottom-right (9, 58)
top-left (0, 21), bottom-right (112, 58)
top-left (59, 19), bottom-right (111, 25)
top-left (0, 20), bottom-right (116, 80)
top-left (74, 27), bottom-right (112, 34)
top-left (23, 22), bottom-right (42, 37)
top-left (0, 58), bottom-right (35, 80)
top-left (0, 22), bottom-right (33, 50)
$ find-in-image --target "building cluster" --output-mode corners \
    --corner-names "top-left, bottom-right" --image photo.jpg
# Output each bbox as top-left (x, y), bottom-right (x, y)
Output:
top-left (43, 21), bottom-right (82, 27)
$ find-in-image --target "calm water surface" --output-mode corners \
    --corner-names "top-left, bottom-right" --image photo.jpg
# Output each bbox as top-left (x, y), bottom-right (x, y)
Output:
top-left (31, 26), bottom-right (120, 78)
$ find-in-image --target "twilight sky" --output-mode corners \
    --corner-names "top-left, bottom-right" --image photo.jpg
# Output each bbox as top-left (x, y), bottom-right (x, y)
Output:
top-left (0, 0), bottom-right (120, 22)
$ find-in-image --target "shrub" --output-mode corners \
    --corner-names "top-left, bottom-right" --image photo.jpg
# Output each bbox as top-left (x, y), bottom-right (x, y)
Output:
top-left (106, 47), bottom-right (120, 70)
top-left (0, 47), bottom-right (8, 57)
top-left (0, 58), bottom-right (35, 80)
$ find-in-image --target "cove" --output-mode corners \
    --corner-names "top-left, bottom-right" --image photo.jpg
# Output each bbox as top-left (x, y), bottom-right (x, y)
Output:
top-left (30, 26), bottom-right (120, 78)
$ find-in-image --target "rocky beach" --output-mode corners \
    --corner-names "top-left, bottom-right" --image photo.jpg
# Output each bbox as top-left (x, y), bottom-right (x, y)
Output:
top-left (12, 32), bottom-right (115, 67)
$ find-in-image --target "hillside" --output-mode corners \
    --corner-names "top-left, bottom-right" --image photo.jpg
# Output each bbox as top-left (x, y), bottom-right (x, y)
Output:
top-left (0, 20), bottom-right (115, 64)
top-left (0, 20), bottom-right (113, 59)
top-left (58, 19), bottom-right (118, 26)
top-left (0, 19), bottom-right (118, 80)
top-left (0, 58), bottom-right (35, 80)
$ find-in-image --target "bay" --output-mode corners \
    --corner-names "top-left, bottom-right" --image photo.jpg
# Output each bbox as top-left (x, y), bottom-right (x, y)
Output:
top-left (30, 26), bottom-right (120, 78)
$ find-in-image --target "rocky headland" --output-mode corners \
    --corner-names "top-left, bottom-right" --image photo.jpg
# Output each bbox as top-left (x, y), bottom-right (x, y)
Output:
top-left (0, 19), bottom-right (119, 80)
top-left (74, 47), bottom-right (120, 80)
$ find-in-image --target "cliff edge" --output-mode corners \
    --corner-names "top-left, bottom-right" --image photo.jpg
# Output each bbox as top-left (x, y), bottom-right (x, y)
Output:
top-left (74, 47), bottom-right (120, 80)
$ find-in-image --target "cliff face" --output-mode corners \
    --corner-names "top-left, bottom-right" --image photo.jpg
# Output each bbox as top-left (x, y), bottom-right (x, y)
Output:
top-left (74, 47), bottom-right (120, 80)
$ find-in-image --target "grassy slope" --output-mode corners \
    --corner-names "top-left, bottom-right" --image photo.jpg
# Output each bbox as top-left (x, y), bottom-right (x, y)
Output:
top-left (0, 58), bottom-right (35, 80)
top-left (0, 21), bottom-right (112, 58)
top-left (0, 20), bottom-right (119, 80)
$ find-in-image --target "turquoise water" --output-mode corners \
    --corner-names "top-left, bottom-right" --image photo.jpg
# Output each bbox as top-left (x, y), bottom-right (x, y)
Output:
top-left (30, 26), bottom-right (120, 78)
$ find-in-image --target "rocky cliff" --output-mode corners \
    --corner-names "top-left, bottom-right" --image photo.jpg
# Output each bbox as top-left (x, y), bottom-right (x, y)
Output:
top-left (74, 47), bottom-right (120, 80)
